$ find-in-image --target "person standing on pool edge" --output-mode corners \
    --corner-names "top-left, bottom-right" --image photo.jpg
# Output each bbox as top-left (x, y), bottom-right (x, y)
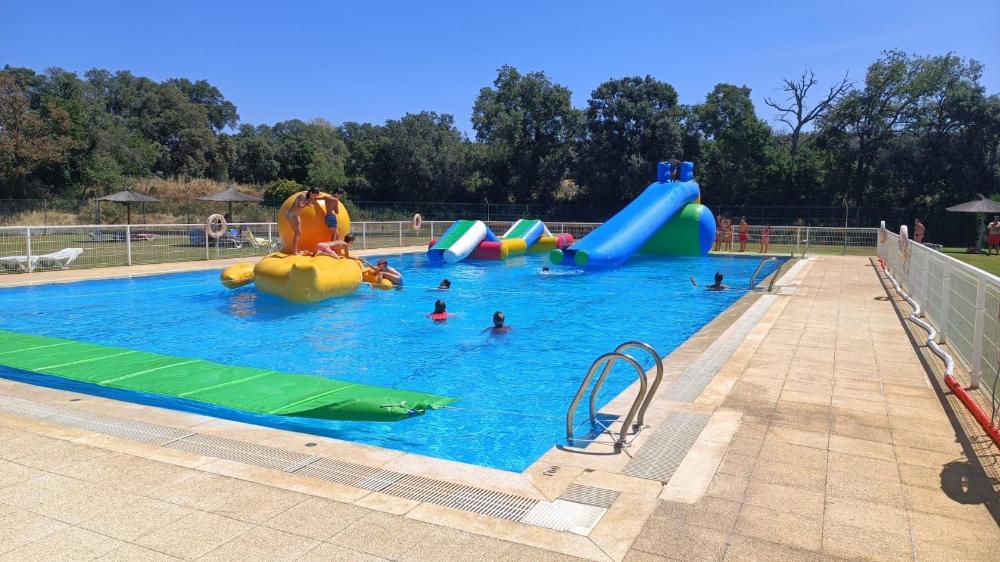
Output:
top-left (738, 217), bottom-right (749, 252)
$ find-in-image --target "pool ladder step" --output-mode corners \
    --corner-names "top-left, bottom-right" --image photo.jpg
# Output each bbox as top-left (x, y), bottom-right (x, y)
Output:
top-left (565, 341), bottom-right (663, 451)
top-left (749, 256), bottom-right (784, 291)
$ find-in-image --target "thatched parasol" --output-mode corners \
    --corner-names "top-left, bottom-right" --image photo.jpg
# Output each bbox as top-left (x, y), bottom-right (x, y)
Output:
top-left (946, 194), bottom-right (1000, 251)
top-left (97, 188), bottom-right (160, 225)
top-left (196, 185), bottom-right (263, 222)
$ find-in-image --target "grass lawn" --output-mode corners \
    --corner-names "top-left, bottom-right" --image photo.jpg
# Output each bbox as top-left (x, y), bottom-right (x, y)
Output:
top-left (943, 247), bottom-right (1000, 277)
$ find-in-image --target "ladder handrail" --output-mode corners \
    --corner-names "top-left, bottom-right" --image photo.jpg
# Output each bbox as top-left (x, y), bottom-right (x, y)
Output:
top-left (766, 259), bottom-right (785, 292)
top-left (749, 257), bottom-right (781, 289)
top-left (566, 352), bottom-right (647, 447)
top-left (588, 341), bottom-right (663, 429)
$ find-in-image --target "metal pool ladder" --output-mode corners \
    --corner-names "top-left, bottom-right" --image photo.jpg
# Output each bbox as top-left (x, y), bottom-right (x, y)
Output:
top-left (749, 257), bottom-right (784, 292)
top-left (565, 341), bottom-right (664, 451)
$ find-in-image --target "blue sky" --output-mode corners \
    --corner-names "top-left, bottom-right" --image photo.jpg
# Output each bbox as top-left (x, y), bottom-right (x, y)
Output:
top-left (2, 0), bottom-right (998, 135)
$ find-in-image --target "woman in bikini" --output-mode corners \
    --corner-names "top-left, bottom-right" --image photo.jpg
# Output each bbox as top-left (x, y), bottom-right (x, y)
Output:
top-left (285, 187), bottom-right (320, 255)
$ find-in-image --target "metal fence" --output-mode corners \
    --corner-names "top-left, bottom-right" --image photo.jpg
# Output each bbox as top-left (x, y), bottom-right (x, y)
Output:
top-left (878, 224), bottom-right (1000, 406)
top-left (0, 221), bottom-right (881, 276)
top-left (0, 221), bottom-right (604, 275)
top-left (715, 225), bottom-right (878, 256)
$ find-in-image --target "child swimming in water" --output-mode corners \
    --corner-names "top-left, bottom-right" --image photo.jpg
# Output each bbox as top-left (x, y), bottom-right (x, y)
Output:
top-left (429, 300), bottom-right (453, 322)
top-left (483, 311), bottom-right (512, 335)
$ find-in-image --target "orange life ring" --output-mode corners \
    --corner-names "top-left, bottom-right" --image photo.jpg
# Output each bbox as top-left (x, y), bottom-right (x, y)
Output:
top-left (206, 214), bottom-right (227, 239)
top-left (412, 213), bottom-right (423, 230)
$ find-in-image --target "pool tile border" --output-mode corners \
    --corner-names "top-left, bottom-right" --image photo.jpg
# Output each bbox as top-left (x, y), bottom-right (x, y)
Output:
top-left (0, 251), bottom-right (807, 561)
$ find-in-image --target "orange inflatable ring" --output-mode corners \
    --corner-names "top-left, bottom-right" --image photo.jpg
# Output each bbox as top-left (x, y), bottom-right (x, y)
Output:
top-left (206, 214), bottom-right (227, 239)
top-left (412, 213), bottom-right (423, 230)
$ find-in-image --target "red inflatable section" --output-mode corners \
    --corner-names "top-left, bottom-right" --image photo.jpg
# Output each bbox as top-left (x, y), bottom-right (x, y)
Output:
top-left (471, 241), bottom-right (505, 260)
top-left (555, 233), bottom-right (574, 249)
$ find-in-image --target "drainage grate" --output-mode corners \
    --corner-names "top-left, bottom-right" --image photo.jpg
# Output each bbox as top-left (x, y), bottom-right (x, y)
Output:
top-left (0, 395), bottom-right (64, 419)
top-left (0, 392), bottom-right (600, 533)
top-left (293, 457), bottom-right (405, 492)
top-left (659, 295), bottom-right (777, 403)
top-left (163, 433), bottom-right (316, 471)
top-left (623, 411), bottom-right (711, 482)
top-left (520, 499), bottom-right (607, 535)
top-left (0, 394), bottom-right (190, 444)
top-left (49, 411), bottom-right (190, 445)
top-left (382, 474), bottom-right (538, 521)
top-left (557, 484), bottom-right (619, 508)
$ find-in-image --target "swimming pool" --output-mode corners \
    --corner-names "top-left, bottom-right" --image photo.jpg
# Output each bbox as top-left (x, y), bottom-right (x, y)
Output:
top-left (0, 253), bottom-right (782, 471)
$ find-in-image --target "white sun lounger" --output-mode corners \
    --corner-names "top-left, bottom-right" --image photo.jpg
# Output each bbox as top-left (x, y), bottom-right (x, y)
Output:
top-left (0, 255), bottom-right (39, 272)
top-left (242, 230), bottom-right (280, 250)
top-left (35, 248), bottom-right (84, 269)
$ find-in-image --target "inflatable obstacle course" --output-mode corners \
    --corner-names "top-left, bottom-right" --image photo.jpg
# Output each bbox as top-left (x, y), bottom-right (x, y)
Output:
top-left (220, 191), bottom-right (396, 302)
top-left (428, 220), bottom-right (499, 263)
top-left (427, 219), bottom-right (574, 263)
top-left (551, 161), bottom-right (714, 268)
top-left (0, 329), bottom-right (456, 422)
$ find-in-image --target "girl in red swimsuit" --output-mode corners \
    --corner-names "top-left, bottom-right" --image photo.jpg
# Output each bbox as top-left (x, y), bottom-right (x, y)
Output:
top-left (429, 299), bottom-right (454, 322)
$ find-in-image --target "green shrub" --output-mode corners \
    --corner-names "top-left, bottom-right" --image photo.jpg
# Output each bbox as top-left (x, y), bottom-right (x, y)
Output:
top-left (263, 179), bottom-right (303, 205)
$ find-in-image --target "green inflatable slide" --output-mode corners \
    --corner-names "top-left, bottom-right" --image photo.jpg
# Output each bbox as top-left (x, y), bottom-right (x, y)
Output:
top-left (0, 329), bottom-right (457, 422)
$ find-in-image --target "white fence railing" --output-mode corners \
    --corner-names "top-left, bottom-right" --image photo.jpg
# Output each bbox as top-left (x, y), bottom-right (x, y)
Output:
top-left (0, 221), bottom-right (881, 276)
top-left (714, 225), bottom-right (878, 254)
top-left (0, 221), bottom-right (604, 275)
top-left (878, 223), bottom-right (1000, 404)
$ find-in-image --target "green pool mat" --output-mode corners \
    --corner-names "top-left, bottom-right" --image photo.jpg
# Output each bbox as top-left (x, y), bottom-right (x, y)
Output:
top-left (0, 329), bottom-right (457, 422)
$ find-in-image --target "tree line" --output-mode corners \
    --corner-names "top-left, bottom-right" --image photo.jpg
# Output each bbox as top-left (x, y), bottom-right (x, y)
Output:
top-left (1, 51), bottom-right (998, 225)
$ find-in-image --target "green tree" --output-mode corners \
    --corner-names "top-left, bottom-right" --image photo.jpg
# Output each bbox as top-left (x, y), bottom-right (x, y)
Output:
top-left (262, 179), bottom-right (303, 205)
top-left (819, 51), bottom-right (1000, 209)
top-left (340, 113), bottom-right (475, 202)
top-left (167, 78), bottom-right (239, 131)
top-left (576, 76), bottom-right (684, 214)
top-left (693, 84), bottom-right (779, 205)
top-left (0, 72), bottom-right (81, 197)
top-left (472, 66), bottom-right (581, 204)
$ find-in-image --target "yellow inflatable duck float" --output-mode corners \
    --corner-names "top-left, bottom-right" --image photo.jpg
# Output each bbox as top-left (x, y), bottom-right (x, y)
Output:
top-left (220, 191), bottom-right (393, 303)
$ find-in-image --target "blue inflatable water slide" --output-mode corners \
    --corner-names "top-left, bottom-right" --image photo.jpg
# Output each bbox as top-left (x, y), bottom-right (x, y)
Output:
top-left (550, 161), bottom-right (716, 268)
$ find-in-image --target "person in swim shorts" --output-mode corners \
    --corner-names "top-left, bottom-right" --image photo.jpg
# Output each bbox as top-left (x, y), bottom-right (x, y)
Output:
top-left (429, 299), bottom-right (453, 322)
top-left (483, 311), bottom-right (512, 335)
top-left (738, 217), bottom-right (749, 252)
top-left (988, 215), bottom-right (1000, 256)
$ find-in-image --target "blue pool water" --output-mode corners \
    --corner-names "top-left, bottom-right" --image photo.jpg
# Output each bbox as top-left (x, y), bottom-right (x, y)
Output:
top-left (0, 253), bottom-right (781, 471)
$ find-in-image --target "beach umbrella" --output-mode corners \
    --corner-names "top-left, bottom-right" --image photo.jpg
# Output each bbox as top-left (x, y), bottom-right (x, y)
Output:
top-left (196, 185), bottom-right (262, 222)
top-left (945, 194), bottom-right (1000, 251)
top-left (97, 188), bottom-right (160, 225)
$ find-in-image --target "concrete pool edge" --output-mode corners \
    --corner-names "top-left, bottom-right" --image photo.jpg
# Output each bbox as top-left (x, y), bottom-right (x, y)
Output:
top-left (0, 252), bottom-right (806, 561)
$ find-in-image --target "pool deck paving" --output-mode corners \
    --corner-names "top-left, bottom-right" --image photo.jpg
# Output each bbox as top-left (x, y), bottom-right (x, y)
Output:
top-left (0, 254), bottom-right (997, 560)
